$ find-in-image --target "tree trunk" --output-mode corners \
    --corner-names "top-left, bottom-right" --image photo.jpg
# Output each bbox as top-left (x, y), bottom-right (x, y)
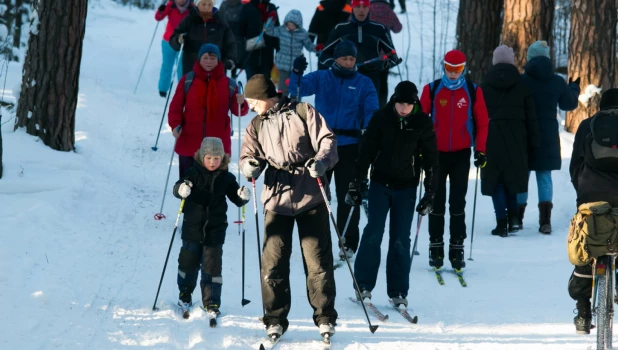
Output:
top-left (565, 0), bottom-right (617, 133)
top-left (501, 0), bottom-right (555, 69)
top-left (456, 0), bottom-right (504, 84)
top-left (15, 0), bottom-right (87, 151)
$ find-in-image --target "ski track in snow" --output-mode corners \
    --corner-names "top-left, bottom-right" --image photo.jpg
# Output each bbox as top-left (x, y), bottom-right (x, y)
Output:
top-left (0, 0), bottom-right (599, 349)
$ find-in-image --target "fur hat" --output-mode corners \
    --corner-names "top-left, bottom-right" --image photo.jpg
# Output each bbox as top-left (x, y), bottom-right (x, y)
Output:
top-left (492, 45), bottom-right (515, 65)
top-left (600, 88), bottom-right (618, 110)
top-left (198, 43), bottom-right (221, 61)
top-left (527, 40), bottom-right (550, 61)
top-left (245, 74), bottom-right (278, 100)
top-left (390, 81), bottom-right (419, 104)
top-left (197, 137), bottom-right (225, 160)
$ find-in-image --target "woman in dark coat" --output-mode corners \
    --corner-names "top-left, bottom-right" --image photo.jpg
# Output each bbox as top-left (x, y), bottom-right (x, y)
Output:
top-left (481, 45), bottom-right (539, 237)
top-left (517, 40), bottom-right (580, 234)
top-left (170, 0), bottom-right (237, 75)
top-left (237, 0), bottom-right (280, 80)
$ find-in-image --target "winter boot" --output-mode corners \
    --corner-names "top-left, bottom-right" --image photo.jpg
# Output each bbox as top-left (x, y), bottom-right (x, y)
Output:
top-left (266, 324), bottom-right (284, 341)
top-left (178, 289), bottom-right (192, 306)
top-left (517, 204), bottom-right (526, 229)
top-left (491, 218), bottom-right (508, 237)
top-left (574, 300), bottom-right (593, 334)
top-left (318, 323), bottom-right (336, 337)
top-left (339, 247), bottom-right (354, 260)
top-left (356, 289), bottom-right (372, 302)
top-left (206, 303), bottom-right (221, 316)
top-left (538, 201), bottom-right (553, 234)
top-left (429, 242), bottom-right (444, 268)
top-left (507, 210), bottom-right (521, 232)
top-left (449, 241), bottom-right (465, 270)
top-left (391, 294), bottom-right (408, 308)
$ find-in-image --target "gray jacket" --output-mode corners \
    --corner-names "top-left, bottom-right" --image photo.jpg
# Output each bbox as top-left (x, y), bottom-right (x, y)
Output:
top-left (240, 97), bottom-right (338, 216)
top-left (265, 10), bottom-right (316, 72)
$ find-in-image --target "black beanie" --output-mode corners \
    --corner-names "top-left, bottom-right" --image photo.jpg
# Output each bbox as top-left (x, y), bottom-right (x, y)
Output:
top-left (600, 88), bottom-right (618, 110)
top-left (245, 74), bottom-right (278, 100)
top-left (390, 81), bottom-right (419, 104)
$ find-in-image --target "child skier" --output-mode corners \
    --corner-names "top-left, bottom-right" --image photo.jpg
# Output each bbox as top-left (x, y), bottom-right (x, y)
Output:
top-left (173, 137), bottom-right (250, 317)
top-left (264, 9), bottom-right (316, 96)
top-left (346, 81), bottom-right (438, 306)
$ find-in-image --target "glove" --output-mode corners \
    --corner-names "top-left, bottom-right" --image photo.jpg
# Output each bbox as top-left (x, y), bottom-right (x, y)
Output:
top-left (267, 10), bottom-right (277, 20)
top-left (158, 4), bottom-right (166, 12)
top-left (315, 43), bottom-right (324, 53)
top-left (178, 34), bottom-right (185, 45)
top-left (416, 192), bottom-right (434, 216)
top-left (474, 151), bottom-right (487, 168)
top-left (345, 181), bottom-right (363, 206)
top-left (305, 158), bottom-right (326, 178)
top-left (237, 186), bottom-right (250, 202)
top-left (225, 59), bottom-right (235, 71)
top-left (241, 158), bottom-right (261, 179)
top-left (293, 55), bottom-right (308, 75)
top-left (569, 77), bottom-right (581, 86)
top-left (178, 181), bottom-right (192, 199)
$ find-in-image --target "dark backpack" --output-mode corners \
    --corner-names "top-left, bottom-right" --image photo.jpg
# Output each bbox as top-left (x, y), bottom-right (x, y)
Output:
top-left (585, 111), bottom-right (618, 171)
top-left (428, 79), bottom-right (476, 114)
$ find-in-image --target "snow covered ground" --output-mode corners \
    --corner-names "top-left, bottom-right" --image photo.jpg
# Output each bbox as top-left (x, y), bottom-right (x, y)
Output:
top-left (0, 0), bottom-right (598, 349)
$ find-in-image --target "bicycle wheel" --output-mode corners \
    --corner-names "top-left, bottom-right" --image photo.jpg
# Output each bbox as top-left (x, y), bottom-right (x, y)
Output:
top-left (596, 256), bottom-right (613, 350)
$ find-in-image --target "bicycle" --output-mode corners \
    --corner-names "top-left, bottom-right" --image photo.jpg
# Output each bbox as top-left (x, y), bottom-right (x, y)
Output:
top-left (592, 253), bottom-right (618, 349)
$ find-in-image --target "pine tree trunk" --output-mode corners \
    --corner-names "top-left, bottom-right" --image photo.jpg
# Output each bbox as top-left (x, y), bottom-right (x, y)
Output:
top-left (502, 0), bottom-right (555, 69)
top-left (456, 0), bottom-right (504, 84)
top-left (565, 0), bottom-right (617, 133)
top-left (15, 0), bottom-right (88, 151)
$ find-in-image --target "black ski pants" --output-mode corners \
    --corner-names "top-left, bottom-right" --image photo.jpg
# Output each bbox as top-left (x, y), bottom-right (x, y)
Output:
top-left (261, 202), bottom-right (338, 331)
top-left (428, 148), bottom-right (471, 245)
top-left (326, 144), bottom-right (363, 253)
top-left (177, 241), bottom-right (223, 307)
top-left (569, 264), bottom-right (593, 314)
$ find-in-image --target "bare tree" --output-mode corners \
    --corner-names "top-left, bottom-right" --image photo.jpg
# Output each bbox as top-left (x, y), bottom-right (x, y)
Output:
top-left (501, 0), bottom-right (555, 69)
top-left (565, 0), bottom-right (617, 133)
top-left (456, 0), bottom-right (504, 83)
top-left (15, 0), bottom-right (88, 151)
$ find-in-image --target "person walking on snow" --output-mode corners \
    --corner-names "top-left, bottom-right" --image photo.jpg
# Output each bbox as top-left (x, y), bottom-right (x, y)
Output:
top-left (567, 88), bottom-right (618, 335)
top-left (346, 81), bottom-right (438, 306)
top-left (239, 74), bottom-right (339, 340)
top-left (263, 9), bottom-right (316, 96)
top-left (480, 45), bottom-right (539, 237)
top-left (155, 0), bottom-right (194, 97)
top-left (516, 40), bottom-right (580, 234)
top-left (174, 137), bottom-right (251, 315)
top-left (288, 40), bottom-right (378, 259)
top-left (419, 49), bottom-right (489, 271)
top-left (319, 0), bottom-right (400, 106)
top-left (308, 0), bottom-right (352, 47)
top-left (168, 44), bottom-right (249, 179)
top-left (237, 0), bottom-right (280, 80)
top-left (218, 0), bottom-right (245, 77)
top-left (169, 0), bottom-right (237, 76)
top-left (368, 0), bottom-right (402, 107)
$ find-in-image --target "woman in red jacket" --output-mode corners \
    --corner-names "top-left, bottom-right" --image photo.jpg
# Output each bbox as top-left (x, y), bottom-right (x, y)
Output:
top-left (155, 0), bottom-right (193, 97)
top-left (168, 43), bottom-right (249, 178)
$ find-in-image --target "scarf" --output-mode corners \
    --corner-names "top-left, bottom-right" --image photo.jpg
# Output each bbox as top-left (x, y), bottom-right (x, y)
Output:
top-left (441, 70), bottom-right (466, 91)
top-left (175, 0), bottom-right (190, 13)
top-left (196, 63), bottom-right (224, 126)
top-left (332, 62), bottom-right (358, 78)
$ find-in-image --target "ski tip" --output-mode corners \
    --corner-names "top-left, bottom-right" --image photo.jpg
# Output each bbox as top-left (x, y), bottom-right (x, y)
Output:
top-left (369, 325), bottom-right (379, 333)
top-left (242, 299), bottom-right (251, 306)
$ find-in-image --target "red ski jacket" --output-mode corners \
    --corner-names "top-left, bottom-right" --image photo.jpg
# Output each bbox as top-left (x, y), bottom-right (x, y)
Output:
top-left (155, 1), bottom-right (193, 42)
top-left (168, 62), bottom-right (249, 157)
top-left (420, 81), bottom-right (488, 153)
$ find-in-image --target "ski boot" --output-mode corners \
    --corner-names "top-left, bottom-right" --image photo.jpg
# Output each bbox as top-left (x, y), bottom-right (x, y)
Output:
top-left (391, 294), bottom-right (408, 308)
top-left (491, 218), bottom-right (508, 237)
top-left (356, 289), bottom-right (372, 302)
top-left (449, 241), bottom-right (466, 270)
top-left (266, 324), bottom-right (284, 342)
top-left (178, 290), bottom-right (192, 309)
top-left (429, 242), bottom-right (444, 268)
top-left (319, 323), bottom-right (335, 344)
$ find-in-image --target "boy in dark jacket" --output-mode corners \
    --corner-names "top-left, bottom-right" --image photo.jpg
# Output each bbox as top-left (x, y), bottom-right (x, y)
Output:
top-left (346, 81), bottom-right (438, 307)
top-left (173, 137), bottom-right (250, 315)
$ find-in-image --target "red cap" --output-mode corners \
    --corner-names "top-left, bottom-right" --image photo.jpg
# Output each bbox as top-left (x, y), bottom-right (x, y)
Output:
top-left (444, 50), bottom-right (466, 66)
top-left (351, 0), bottom-right (369, 8)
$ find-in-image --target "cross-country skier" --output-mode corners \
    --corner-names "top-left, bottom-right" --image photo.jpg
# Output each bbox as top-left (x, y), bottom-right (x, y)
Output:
top-left (240, 74), bottom-right (339, 341)
top-left (346, 81), bottom-right (438, 307)
top-left (173, 137), bottom-right (250, 317)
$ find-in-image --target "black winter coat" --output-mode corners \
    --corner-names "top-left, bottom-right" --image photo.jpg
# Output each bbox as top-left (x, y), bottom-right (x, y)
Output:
top-left (522, 56), bottom-right (579, 171)
top-left (570, 111), bottom-right (618, 207)
top-left (218, 0), bottom-right (244, 66)
top-left (480, 63), bottom-right (539, 196)
top-left (308, 0), bottom-right (351, 45)
top-left (170, 7), bottom-right (237, 75)
top-left (355, 102), bottom-right (439, 191)
top-left (173, 155), bottom-right (247, 245)
top-left (237, 0), bottom-right (280, 69)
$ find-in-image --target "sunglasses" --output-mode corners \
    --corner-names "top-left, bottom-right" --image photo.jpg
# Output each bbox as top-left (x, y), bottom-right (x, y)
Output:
top-left (444, 62), bottom-right (465, 74)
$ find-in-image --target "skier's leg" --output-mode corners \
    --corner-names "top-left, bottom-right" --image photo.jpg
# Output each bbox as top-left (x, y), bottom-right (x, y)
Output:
top-left (354, 182), bottom-right (391, 293)
top-left (261, 210), bottom-right (295, 332)
top-left (334, 144), bottom-right (362, 253)
top-left (297, 202), bottom-right (338, 327)
top-left (448, 148), bottom-right (471, 269)
top-left (428, 152), bottom-right (449, 267)
top-left (201, 244), bottom-right (223, 309)
top-left (159, 39), bottom-right (175, 94)
top-left (177, 240), bottom-right (203, 303)
top-left (386, 187), bottom-right (415, 299)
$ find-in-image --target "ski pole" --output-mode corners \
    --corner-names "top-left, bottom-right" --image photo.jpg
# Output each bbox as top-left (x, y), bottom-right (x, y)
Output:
top-left (236, 82), bottom-right (244, 236)
top-left (154, 128), bottom-right (180, 220)
top-left (413, 169), bottom-right (424, 256)
top-left (340, 206), bottom-right (356, 246)
top-left (234, 205), bottom-right (250, 306)
top-left (134, 13), bottom-right (164, 94)
top-left (152, 195), bottom-right (186, 310)
top-left (236, 17), bottom-right (274, 77)
top-left (468, 167), bottom-right (479, 261)
top-left (295, 54), bottom-right (303, 102)
top-left (356, 50), bottom-right (396, 67)
top-left (316, 176), bottom-right (379, 334)
top-left (152, 42), bottom-right (184, 151)
top-left (251, 178), bottom-right (266, 315)
top-left (409, 215), bottom-right (423, 269)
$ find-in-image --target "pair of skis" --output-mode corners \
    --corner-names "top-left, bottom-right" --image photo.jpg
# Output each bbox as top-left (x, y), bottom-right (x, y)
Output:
top-left (349, 297), bottom-right (418, 324)
top-left (259, 332), bottom-right (331, 350)
top-left (433, 268), bottom-right (467, 287)
top-left (177, 303), bottom-right (219, 327)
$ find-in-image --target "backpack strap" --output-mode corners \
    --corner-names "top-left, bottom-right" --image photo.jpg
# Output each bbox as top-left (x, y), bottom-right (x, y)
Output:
top-left (184, 71), bottom-right (195, 96)
top-left (251, 101), bottom-right (309, 139)
top-left (428, 79), bottom-right (441, 112)
top-left (467, 80), bottom-right (476, 108)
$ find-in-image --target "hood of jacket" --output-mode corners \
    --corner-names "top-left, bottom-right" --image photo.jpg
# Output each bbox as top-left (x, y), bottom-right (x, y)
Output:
top-left (484, 63), bottom-right (522, 90)
top-left (284, 9), bottom-right (303, 28)
top-left (524, 56), bottom-right (554, 81)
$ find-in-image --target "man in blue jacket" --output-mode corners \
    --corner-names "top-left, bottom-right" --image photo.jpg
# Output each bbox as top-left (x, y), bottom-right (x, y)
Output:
top-left (289, 40), bottom-right (379, 259)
